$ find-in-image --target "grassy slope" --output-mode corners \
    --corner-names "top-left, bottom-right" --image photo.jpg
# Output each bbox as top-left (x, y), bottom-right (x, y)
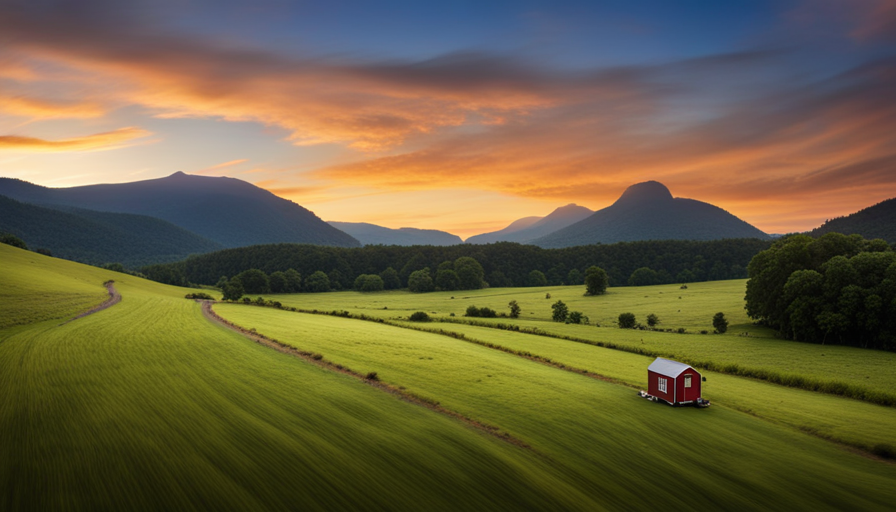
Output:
top-left (271, 281), bottom-right (896, 398)
top-left (215, 304), bottom-right (896, 511)
top-left (394, 320), bottom-right (896, 453)
top-left (0, 244), bottom-right (598, 511)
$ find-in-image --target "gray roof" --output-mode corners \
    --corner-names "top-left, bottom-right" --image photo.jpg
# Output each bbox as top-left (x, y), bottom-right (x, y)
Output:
top-left (648, 357), bottom-right (693, 378)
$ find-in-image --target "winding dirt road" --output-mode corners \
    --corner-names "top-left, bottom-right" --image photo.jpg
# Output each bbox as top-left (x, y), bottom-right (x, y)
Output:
top-left (61, 281), bottom-right (121, 325)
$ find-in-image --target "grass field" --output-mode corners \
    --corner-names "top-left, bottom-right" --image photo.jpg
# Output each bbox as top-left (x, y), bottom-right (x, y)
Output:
top-left (215, 304), bottom-right (896, 510)
top-left (271, 283), bottom-right (896, 403)
top-left (0, 244), bottom-right (602, 511)
top-left (5, 243), bottom-right (896, 510)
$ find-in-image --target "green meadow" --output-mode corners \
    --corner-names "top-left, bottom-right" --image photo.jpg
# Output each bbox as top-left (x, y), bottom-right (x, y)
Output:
top-left (4, 242), bottom-right (896, 510)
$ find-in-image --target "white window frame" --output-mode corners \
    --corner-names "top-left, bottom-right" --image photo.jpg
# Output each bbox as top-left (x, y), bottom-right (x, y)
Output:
top-left (684, 374), bottom-right (692, 388)
top-left (658, 376), bottom-right (667, 393)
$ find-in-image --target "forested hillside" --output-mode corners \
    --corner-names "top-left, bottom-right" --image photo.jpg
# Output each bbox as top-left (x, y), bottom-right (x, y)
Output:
top-left (0, 194), bottom-right (222, 266)
top-left (142, 238), bottom-right (771, 290)
top-left (809, 197), bottom-right (896, 244)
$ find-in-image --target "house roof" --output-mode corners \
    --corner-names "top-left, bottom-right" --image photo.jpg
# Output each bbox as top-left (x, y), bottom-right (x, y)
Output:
top-left (648, 357), bottom-right (693, 378)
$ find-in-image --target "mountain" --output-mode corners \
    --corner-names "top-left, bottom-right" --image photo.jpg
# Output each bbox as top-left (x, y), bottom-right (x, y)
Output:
top-left (466, 204), bottom-right (593, 244)
top-left (0, 194), bottom-right (223, 266)
top-left (327, 221), bottom-right (463, 246)
top-left (0, 172), bottom-right (359, 248)
top-left (533, 181), bottom-right (769, 248)
top-left (808, 197), bottom-right (896, 245)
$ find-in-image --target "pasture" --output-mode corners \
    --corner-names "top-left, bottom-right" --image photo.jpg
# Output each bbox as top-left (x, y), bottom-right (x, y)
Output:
top-left (4, 243), bottom-right (896, 510)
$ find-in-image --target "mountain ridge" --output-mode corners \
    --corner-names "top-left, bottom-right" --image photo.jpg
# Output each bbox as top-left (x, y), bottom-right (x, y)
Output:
top-left (328, 221), bottom-right (463, 246)
top-left (466, 204), bottom-right (593, 244)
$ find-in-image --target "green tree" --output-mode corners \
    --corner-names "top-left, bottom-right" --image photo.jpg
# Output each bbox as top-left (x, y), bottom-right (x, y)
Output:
top-left (628, 267), bottom-right (658, 286)
top-left (215, 276), bottom-right (229, 289)
top-left (465, 305), bottom-right (480, 317)
top-left (221, 279), bottom-right (244, 301)
top-left (435, 269), bottom-right (460, 291)
top-left (712, 312), bottom-right (728, 334)
top-left (528, 270), bottom-right (547, 287)
top-left (646, 313), bottom-right (659, 327)
top-left (584, 266), bottom-right (608, 295)
top-left (354, 274), bottom-right (385, 292)
top-left (566, 311), bottom-right (587, 324)
top-left (551, 300), bottom-right (568, 322)
top-left (379, 267), bottom-right (401, 290)
top-left (269, 271), bottom-right (288, 293)
top-left (566, 268), bottom-right (584, 286)
top-left (618, 312), bottom-right (636, 329)
top-left (408, 268), bottom-right (434, 293)
top-left (0, 233), bottom-right (27, 250)
top-left (455, 256), bottom-right (485, 290)
top-left (305, 271), bottom-right (331, 293)
top-left (508, 300), bottom-right (521, 318)
top-left (283, 269), bottom-right (302, 292)
top-left (235, 269), bottom-right (270, 294)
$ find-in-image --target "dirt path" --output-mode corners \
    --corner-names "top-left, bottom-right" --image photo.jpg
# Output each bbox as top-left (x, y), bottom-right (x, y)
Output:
top-left (60, 281), bottom-right (121, 325)
top-left (200, 300), bottom-right (537, 452)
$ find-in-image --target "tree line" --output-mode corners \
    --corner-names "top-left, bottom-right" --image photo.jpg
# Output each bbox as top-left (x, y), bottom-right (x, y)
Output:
top-left (142, 238), bottom-right (770, 290)
top-left (745, 233), bottom-right (895, 350)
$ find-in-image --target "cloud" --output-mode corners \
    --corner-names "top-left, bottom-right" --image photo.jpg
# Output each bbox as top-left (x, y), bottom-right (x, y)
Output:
top-left (0, 93), bottom-right (105, 119)
top-left (194, 158), bottom-right (249, 175)
top-left (0, 127), bottom-right (151, 152)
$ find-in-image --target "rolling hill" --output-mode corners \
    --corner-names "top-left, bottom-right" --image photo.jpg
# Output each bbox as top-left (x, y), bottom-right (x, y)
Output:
top-left (466, 204), bottom-right (593, 244)
top-left (328, 221), bottom-right (463, 246)
top-left (533, 181), bottom-right (769, 248)
top-left (809, 197), bottom-right (896, 245)
top-left (0, 172), bottom-right (360, 248)
top-left (0, 194), bottom-right (223, 267)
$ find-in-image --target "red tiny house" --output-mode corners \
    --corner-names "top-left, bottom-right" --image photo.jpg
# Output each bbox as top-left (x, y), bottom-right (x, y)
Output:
top-left (646, 357), bottom-right (706, 406)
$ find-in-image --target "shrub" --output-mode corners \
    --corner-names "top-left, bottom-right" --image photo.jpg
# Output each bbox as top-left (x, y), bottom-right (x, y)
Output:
top-left (872, 443), bottom-right (895, 460)
top-left (701, 330), bottom-right (709, 335)
top-left (713, 312), bottom-right (729, 334)
top-left (508, 300), bottom-right (521, 318)
top-left (479, 307), bottom-right (497, 318)
top-left (184, 292), bottom-right (214, 300)
top-left (566, 311), bottom-right (588, 324)
top-left (465, 305), bottom-right (480, 317)
top-left (545, 293), bottom-right (551, 299)
top-left (680, 284), bottom-right (688, 289)
top-left (241, 297), bottom-right (252, 304)
top-left (618, 312), bottom-right (636, 329)
top-left (365, 372), bottom-right (379, 381)
top-left (584, 266), bottom-right (609, 295)
top-left (677, 327), bottom-right (687, 334)
top-left (646, 313), bottom-right (659, 327)
top-left (551, 300), bottom-right (568, 322)
top-left (409, 311), bottom-right (431, 322)
top-left (0, 233), bottom-right (27, 250)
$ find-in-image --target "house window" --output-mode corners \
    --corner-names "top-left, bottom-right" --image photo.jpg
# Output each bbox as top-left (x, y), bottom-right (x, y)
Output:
top-left (684, 375), bottom-right (692, 388)
top-left (658, 377), bottom-right (667, 393)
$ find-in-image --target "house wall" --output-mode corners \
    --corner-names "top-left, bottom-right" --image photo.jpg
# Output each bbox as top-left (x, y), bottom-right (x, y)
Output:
top-left (675, 368), bottom-right (702, 403)
top-left (647, 370), bottom-right (675, 403)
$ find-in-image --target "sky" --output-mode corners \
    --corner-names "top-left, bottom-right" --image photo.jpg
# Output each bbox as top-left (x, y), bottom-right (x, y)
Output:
top-left (1, 0), bottom-right (895, 238)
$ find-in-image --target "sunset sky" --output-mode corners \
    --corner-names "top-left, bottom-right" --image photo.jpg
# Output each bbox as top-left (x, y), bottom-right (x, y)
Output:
top-left (1, 0), bottom-right (895, 238)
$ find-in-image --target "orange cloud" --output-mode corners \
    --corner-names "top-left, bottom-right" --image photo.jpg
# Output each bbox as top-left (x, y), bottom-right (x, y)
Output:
top-left (0, 127), bottom-right (151, 152)
top-left (194, 158), bottom-right (249, 175)
top-left (0, 94), bottom-right (105, 119)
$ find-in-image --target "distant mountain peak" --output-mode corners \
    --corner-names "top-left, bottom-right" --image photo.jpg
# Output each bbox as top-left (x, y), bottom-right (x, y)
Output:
top-left (615, 181), bottom-right (673, 205)
top-left (169, 171), bottom-right (187, 177)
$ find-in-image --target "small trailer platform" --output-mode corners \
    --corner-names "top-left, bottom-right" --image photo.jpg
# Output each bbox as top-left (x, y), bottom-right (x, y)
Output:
top-left (639, 390), bottom-right (710, 408)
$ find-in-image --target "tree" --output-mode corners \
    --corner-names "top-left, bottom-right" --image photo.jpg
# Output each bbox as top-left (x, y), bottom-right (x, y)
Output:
top-left (379, 267), bottom-right (401, 290)
top-left (567, 268), bottom-right (584, 286)
top-left (269, 271), bottom-right (288, 293)
top-left (221, 279), bottom-right (244, 301)
top-left (567, 311), bottom-right (587, 324)
top-left (528, 270), bottom-right (547, 287)
top-left (584, 266), bottom-right (608, 295)
top-left (435, 269), bottom-right (460, 291)
top-left (713, 312), bottom-right (728, 334)
top-left (0, 233), bottom-right (27, 250)
top-left (508, 300), bottom-right (521, 318)
top-left (628, 267), bottom-right (659, 286)
top-left (646, 313), bottom-right (660, 327)
top-left (354, 274), bottom-right (384, 292)
top-left (305, 271), bottom-right (331, 293)
top-left (618, 312), bottom-right (636, 329)
top-left (283, 269), bottom-right (302, 292)
top-left (408, 268), bottom-right (434, 293)
top-left (551, 300), bottom-right (569, 322)
top-left (215, 276), bottom-right (229, 289)
top-left (455, 256), bottom-right (485, 290)
top-left (235, 269), bottom-right (270, 294)
top-left (465, 305), bottom-right (480, 317)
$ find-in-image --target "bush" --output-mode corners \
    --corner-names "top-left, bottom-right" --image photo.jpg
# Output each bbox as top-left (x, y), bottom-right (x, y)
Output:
top-left (409, 311), bottom-right (431, 322)
top-left (185, 292), bottom-right (214, 300)
top-left (618, 312), bottom-right (636, 329)
top-left (354, 274), bottom-right (385, 292)
top-left (677, 327), bottom-right (687, 334)
top-left (646, 313), bottom-right (659, 327)
top-left (0, 233), bottom-right (27, 250)
top-left (508, 300), bottom-right (521, 318)
top-left (365, 372), bottom-right (379, 381)
top-left (551, 300), bottom-right (568, 322)
top-left (465, 305), bottom-right (480, 317)
top-left (478, 307), bottom-right (497, 318)
top-left (713, 312), bottom-right (729, 334)
top-left (566, 311), bottom-right (588, 324)
top-left (584, 266), bottom-right (609, 295)
top-left (408, 268), bottom-right (434, 293)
